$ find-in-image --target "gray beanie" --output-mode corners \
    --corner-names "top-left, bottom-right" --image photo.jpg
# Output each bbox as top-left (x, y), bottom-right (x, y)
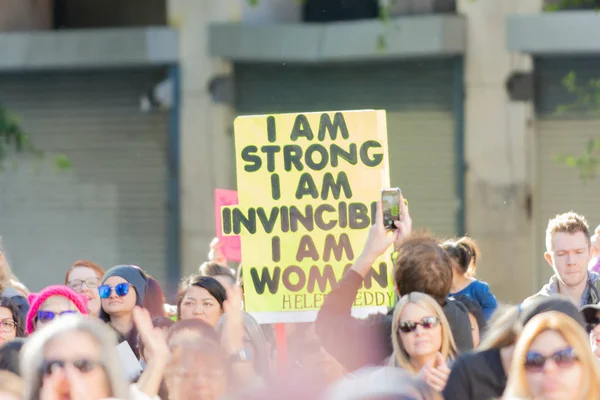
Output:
top-left (102, 265), bottom-right (148, 306)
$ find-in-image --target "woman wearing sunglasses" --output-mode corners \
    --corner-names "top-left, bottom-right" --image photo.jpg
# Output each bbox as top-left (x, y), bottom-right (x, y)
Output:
top-left (503, 311), bottom-right (600, 400)
top-left (99, 265), bottom-right (149, 359)
top-left (25, 285), bottom-right (88, 334)
top-left (390, 292), bottom-right (456, 393)
top-left (65, 260), bottom-right (105, 317)
top-left (20, 315), bottom-right (130, 400)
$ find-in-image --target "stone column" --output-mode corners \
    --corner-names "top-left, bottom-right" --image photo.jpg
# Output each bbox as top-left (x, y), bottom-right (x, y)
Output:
top-left (168, 0), bottom-right (237, 277)
top-left (458, 0), bottom-right (543, 303)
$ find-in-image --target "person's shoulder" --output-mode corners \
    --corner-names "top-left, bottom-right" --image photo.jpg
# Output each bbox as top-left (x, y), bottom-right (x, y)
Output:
top-left (445, 296), bottom-right (469, 314)
top-left (471, 279), bottom-right (490, 288)
top-left (0, 286), bottom-right (19, 297)
top-left (589, 271), bottom-right (600, 284)
top-left (468, 280), bottom-right (491, 292)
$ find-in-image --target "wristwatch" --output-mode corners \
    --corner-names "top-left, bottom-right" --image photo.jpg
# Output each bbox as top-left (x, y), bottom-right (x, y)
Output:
top-left (230, 348), bottom-right (251, 363)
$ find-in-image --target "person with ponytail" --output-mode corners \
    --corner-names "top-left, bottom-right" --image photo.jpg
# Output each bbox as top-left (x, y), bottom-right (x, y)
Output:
top-left (442, 237), bottom-right (498, 321)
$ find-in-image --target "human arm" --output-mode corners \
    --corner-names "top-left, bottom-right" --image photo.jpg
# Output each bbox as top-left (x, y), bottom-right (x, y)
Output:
top-left (133, 307), bottom-right (169, 399)
top-left (316, 198), bottom-right (411, 370)
top-left (221, 285), bottom-right (259, 388)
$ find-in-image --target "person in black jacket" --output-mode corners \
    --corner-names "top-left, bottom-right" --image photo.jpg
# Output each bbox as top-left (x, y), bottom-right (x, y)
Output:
top-left (315, 197), bottom-right (473, 372)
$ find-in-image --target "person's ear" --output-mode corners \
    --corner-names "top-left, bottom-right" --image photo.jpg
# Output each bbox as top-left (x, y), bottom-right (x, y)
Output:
top-left (544, 251), bottom-right (553, 267)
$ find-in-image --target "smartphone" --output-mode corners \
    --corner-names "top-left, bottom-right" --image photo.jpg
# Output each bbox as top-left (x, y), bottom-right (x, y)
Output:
top-left (382, 188), bottom-right (401, 230)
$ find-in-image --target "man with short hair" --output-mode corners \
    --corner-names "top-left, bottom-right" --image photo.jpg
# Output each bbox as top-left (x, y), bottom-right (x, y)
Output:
top-left (526, 212), bottom-right (600, 307)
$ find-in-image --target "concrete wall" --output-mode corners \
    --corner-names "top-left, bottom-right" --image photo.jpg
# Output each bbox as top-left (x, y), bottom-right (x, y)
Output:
top-left (458, 0), bottom-right (543, 304)
top-left (173, 0), bottom-right (548, 300)
top-left (168, 0), bottom-right (236, 277)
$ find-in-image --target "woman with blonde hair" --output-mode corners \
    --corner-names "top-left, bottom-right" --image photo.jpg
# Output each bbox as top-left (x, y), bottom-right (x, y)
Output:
top-left (390, 292), bottom-right (457, 393)
top-left (443, 295), bottom-right (586, 400)
top-left (503, 311), bottom-right (600, 400)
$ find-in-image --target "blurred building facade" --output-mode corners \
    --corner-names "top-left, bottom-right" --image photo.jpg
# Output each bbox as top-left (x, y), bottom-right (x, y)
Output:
top-left (1, 0), bottom-right (599, 303)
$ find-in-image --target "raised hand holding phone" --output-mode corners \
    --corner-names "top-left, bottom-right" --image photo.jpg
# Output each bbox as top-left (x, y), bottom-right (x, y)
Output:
top-left (382, 188), bottom-right (401, 230)
top-left (352, 189), bottom-right (412, 278)
top-left (392, 189), bottom-right (412, 250)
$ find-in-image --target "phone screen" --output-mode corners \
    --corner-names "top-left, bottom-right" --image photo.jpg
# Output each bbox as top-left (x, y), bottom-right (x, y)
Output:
top-left (382, 188), bottom-right (401, 229)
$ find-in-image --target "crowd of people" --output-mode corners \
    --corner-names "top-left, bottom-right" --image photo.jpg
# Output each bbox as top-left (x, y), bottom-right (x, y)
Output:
top-left (1, 194), bottom-right (600, 399)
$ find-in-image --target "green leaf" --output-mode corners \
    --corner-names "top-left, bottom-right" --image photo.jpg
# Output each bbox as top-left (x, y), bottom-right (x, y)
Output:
top-left (248, 0), bottom-right (260, 6)
top-left (562, 71), bottom-right (577, 93)
top-left (0, 103), bottom-right (69, 173)
top-left (379, 5), bottom-right (391, 22)
top-left (54, 154), bottom-right (72, 171)
top-left (544, 3), bottom-right (561, 11)
top-left (376, 34), bottom-right (387, 52)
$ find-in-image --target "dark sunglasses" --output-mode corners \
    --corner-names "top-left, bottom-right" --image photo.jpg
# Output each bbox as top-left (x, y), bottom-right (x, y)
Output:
top-left (37, 310), bottom-right (77, 323)
top-left (67, 277), bottom-right (100, 291)
top-left (98, 283), bottom-right (131, 299)
top-left (41, 359), bottom-right (103, 376)
top-left (587, 318), bottom-right (600, 333)
top-left (524, 348), bottom-right (579, 372)
top-left (398, 316), bottom-right (440, 334)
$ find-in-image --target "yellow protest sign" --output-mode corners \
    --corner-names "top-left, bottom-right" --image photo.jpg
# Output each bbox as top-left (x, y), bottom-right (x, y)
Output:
top-left (222, 110), bottom-right (392, 323)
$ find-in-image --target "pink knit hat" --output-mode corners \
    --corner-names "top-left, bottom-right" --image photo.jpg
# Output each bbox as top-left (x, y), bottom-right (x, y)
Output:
top-left (26, 285), bottom-right (88, 334)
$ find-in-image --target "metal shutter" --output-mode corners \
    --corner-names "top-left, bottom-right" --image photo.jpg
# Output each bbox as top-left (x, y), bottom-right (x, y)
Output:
top-left (0, 69), bottom-right (169, 290)
top-left (535, 57), bottom-right (600, 286)
top-left (234, 60), bottom-right (459, 237)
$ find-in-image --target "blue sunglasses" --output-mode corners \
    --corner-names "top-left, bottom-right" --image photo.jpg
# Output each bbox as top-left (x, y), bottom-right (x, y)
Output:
top-left (37, 310), bottom-right (77, 323)
top-left (98, 283), bottom-right (131, 299)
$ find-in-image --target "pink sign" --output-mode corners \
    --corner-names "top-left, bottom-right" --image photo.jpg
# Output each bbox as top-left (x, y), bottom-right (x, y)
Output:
top-left (214, 189), bottom-right (242, 262)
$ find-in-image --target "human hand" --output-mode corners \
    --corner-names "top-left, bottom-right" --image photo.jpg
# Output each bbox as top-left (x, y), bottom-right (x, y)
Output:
top-left (133, 306), bottom-right (169, 361)
top-left (420, 353), bottom-right (450, 393)
top-left (221, 285), bottom-right (244, 353)
top-left (360, 200), bottom-right (399, 261)
top-left (209, 237), bottom-right (228, 264)
top-left (392, 191), bottom-right (412, 251)
top-left (40, 364), bottom-right (91, 400)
